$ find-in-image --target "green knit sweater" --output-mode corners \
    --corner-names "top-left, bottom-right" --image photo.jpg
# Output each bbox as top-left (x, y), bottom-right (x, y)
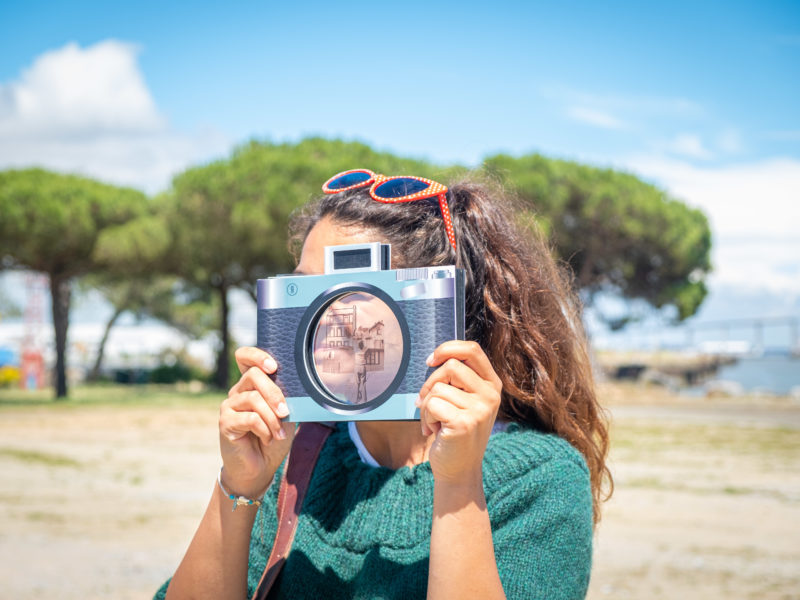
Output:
top-left (155, 422), bottom-right (593, 599)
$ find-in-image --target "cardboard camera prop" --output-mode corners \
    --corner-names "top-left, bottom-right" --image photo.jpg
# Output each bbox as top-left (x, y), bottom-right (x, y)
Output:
top-left (256, 243), bottom-right (465, 422)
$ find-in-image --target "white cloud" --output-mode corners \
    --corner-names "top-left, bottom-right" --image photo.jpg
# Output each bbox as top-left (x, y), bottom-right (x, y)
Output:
top-left (0, 40), bottom-right (230, 193)
top-left (0, 129), bottom-right (227, 194)
top-left (566, 106), bottom-right (626, 130)
top-left (649, 129), bottom-right (740, 159)
top-left (716, 128), bottom-right (743, 154)
top-left (0, 41), bottom-right (163, 136)
top-left (712, 236), bottom-right (800, 295)
top-left (665, 133), bottom-right (714, 160)
top-left (625, 155), bottom-right (800, 237)
top-left (542, 85), bottom-right (704, 118)
top-left (622, 154), bottom-right (800, 294)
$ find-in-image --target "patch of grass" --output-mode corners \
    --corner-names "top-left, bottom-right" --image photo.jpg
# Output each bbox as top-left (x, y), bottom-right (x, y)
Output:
top-left (622, 475), bottom-right (797, 503)
top-left (723, 486), bottom-right (750, 495)
top-left (0, 447), bottom-right (82, 467)
top-left (625, 476), bottom-right (666, 489)
top-left (26, 511), bottom-right (66, 523)
top-left (0, 383), bottom-right (222, 409)
top-left (612, 420), bottom-right (800, 458)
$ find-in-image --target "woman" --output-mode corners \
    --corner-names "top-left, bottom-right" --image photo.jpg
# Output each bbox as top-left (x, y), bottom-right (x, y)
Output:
top-left (157, 171), bottom-right (611, 599)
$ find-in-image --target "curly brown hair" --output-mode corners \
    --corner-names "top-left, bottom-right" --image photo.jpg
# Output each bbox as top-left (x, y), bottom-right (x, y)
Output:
top-left (289, 176), bottom-right (612, 523)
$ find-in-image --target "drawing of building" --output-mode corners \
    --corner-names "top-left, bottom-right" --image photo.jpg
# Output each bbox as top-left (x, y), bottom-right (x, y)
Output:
top-left (321, 306), bottom-right (354, 374)
top-left (353, 321), bottom-right (385, 372)
top-left (320, 305), bottom-right (384, 374)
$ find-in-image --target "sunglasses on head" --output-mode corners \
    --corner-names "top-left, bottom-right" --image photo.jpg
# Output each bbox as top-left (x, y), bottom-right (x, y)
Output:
top-left (322, 169), bottom-right (456, 251)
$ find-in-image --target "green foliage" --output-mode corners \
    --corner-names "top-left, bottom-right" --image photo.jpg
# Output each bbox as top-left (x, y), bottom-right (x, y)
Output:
top-left (93, 214), bottom-right (170, 270)
top-left (149, 361), bottom-right (202, 384)
top-left (79, 274), bottom-right (215, 339)
top-left (0, 141), bottom-right (715, 398)
top-left (482, 153), bottom-right (712, 321)
top-left (77, 274), bottom-right (218, 381)
top-left (0, 169), bottom-right (148, 276)
top-left (228, 342), bottom-right (240, 389)
top-left (96, 137), bottom-right (466, 388)
top-left (162, 137), bottom-right (459, 290)
top-left (0, 168), bottom-right (150, 397)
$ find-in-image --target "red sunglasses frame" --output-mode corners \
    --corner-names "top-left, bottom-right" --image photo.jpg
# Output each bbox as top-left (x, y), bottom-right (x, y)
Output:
top-left (322, 168), bottom-right (456, 251)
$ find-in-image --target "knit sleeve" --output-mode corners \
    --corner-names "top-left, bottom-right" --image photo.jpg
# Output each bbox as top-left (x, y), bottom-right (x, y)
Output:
top-left (152, 578), bottom-right (169, 599)
top-left (488, 455), bottom-right (594, 600)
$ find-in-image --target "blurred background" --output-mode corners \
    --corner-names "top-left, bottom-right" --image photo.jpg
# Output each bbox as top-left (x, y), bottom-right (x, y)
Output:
top-left (0, 1), bottom-right (798, 599)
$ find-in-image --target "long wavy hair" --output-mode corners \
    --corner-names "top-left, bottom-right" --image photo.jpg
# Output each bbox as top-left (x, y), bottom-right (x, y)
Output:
top-left (289, 176), bottom-right (612, 522)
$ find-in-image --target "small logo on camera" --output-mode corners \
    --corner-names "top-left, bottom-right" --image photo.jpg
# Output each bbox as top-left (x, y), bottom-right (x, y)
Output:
top-left (287, 283), bottom-right (298, 296)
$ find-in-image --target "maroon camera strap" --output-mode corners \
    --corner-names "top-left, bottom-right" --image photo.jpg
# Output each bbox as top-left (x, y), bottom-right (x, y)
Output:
top-left (252, 422), bottom-right (333, 600)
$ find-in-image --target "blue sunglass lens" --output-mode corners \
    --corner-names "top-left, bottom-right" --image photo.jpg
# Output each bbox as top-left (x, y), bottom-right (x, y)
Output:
top-left (328, 171), bottom-right (372, 190)
top-left (373, 178), bottom-right (430, 199)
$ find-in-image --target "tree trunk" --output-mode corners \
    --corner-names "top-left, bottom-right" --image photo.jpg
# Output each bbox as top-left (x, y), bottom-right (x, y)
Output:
top-left (214, 284), bottom-right (230, 390)
top-left (575, 243), bottom-right (596, 291)
top-left (88, 307), bottom-right (124, 382)
top-left (49, 273), bottom-right (71, 399)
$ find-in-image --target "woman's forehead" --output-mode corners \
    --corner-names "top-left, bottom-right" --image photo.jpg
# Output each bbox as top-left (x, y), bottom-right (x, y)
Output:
top-left (296, 218), bottom-right (384, 275)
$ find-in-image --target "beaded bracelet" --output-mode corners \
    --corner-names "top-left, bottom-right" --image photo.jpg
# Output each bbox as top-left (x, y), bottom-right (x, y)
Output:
top-left (217, 467), bottom-right (270, 511)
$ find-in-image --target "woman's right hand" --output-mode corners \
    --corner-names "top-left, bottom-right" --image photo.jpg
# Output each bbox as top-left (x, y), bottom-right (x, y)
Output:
top-left (218, 347), bottom-right (296, 498)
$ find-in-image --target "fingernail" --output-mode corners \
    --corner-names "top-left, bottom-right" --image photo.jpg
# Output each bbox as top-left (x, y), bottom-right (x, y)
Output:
top-left (414, 394), bottom-right (422, 407)
top-left (426, 353), bottom-right (434, 366)
top-left (276, 427), bottom-right (286, 440)
top-left (263, 357), bottom-right (278, 373)
top-left (276, 402), bottom-right (290, 418)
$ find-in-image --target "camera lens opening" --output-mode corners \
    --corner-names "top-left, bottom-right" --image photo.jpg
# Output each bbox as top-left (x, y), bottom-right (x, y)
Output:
top-left (310, 291), bottom-right (404, 406)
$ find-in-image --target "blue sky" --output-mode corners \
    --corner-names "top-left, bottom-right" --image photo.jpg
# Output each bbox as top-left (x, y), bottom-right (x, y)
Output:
top-left (2, 1), bottom-right (797, 166)
top-left (1, 0), bottom-right (799, 348)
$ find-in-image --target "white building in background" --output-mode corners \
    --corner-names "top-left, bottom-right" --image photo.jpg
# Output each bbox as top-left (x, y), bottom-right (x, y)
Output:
top-left (0, 319), bottom-right (217, 380)
top-left (0, 270), bottom-right (256, 382)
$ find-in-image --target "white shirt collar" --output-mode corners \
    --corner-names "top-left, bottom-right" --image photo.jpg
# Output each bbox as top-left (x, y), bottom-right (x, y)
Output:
top-left (347, 420), bottom-right (509, 468)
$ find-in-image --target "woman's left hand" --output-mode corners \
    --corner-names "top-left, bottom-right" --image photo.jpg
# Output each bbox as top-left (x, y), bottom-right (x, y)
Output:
top-left (416, 340), bottom-right (503, 486)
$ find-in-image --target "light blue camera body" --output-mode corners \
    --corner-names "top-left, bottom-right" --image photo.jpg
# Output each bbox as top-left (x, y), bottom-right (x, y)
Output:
top-left (256, 243), bottom-right (465, 422)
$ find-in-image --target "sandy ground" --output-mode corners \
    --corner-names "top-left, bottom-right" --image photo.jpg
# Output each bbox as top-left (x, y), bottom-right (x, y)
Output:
top-left (0, 384), bottom-right (798, 599)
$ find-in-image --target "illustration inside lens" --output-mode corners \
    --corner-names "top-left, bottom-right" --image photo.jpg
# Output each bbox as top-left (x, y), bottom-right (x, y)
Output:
top-left (311, 292), bottom-right (403, 406)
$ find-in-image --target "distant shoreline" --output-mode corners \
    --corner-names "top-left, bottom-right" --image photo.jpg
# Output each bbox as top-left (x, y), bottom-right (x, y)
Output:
top-left (596, 350), bottom-right (800, 396)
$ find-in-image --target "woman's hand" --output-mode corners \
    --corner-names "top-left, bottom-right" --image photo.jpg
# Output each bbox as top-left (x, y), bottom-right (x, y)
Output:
top-left (218, 347), bottom-right (296, 498)
top-left (416, 341), bottom-right (503, 486)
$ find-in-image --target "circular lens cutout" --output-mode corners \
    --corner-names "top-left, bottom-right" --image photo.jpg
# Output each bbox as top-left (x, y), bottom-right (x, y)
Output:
top-left (311, 292), bottom-right (403, 405)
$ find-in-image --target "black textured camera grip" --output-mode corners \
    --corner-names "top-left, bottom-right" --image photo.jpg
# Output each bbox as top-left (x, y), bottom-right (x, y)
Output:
top-left (396, 297), bottom-right (456, 394)
top-left (257, 306), bottom-right (307, 397)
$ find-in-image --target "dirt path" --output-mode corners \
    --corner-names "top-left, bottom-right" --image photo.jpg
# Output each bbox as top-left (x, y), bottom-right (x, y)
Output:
top-left (1, 388), bottom-right (798, 599)
top-left (589, 390), bottom-right (800, 599)
top-left (0, 402), bottom-right (221, 599)
top-left (609, 403), bottom-right (800, 429)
